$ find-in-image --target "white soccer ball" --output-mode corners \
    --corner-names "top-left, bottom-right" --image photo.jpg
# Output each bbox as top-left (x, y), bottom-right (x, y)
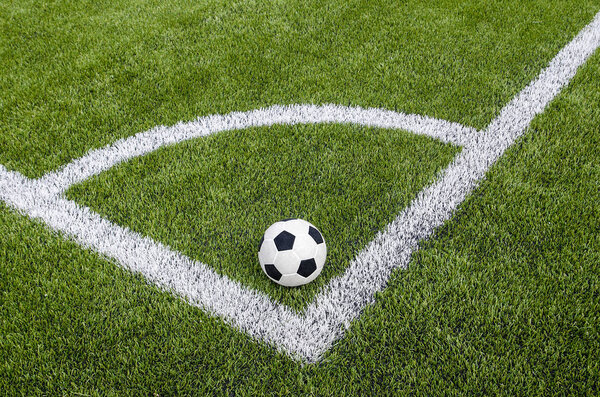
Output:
top-left (258, 219), bottom-right (327, 287)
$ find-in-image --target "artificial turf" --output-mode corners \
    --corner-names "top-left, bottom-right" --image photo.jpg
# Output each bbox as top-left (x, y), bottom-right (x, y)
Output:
top-left (1, 0), bottom-right (599, 394)
top-left (2, 51), bottom-right (599, 394)
top-left (66, 123), bottom-right (459, 310)
top-left (0, 0), bottom-right (598, 177)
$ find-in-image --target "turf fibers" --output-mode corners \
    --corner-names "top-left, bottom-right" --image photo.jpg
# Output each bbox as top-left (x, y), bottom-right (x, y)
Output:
top-left (1, 0), bottom-right (599, 394)
top-left (66, 123), bottom-right (459, 310)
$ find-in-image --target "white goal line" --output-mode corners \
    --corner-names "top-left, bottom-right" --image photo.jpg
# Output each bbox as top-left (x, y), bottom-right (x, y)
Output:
top-left (0, 10), bottom-right (599, 363)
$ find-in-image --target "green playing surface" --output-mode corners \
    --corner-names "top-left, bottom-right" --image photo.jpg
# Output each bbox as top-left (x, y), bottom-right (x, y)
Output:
top-left (1, 0), bottom-right (599, 394)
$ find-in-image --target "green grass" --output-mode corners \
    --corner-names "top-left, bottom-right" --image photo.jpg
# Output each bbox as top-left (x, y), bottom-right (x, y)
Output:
top-left (2, 51), bottom-right (599, 394)
top-left (0, 0), bottom-right (598, 178)
top-left (1, 0), bottom-right (600, 394)
top-left (66, 123), bottom-right (459, 309)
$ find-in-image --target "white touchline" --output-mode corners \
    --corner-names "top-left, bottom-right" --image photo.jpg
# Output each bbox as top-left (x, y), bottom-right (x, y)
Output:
top-left (1, 10), bottom-right (599, 363)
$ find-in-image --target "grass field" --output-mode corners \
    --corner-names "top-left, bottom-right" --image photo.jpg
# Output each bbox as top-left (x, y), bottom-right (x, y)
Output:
top-left (1, 0), bottom-right (600, 394)
top-left (66, 124), bottom-right (459, 310)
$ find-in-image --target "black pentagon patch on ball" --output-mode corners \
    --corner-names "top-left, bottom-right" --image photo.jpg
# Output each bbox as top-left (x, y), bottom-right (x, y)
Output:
top-left (281, 218), bottom-right (297, 222)
top-left (258, 235), bottom-right (264, 251)
top-left (274, 230), bottom-right (295, 251)
top-left (264, 264), bottom-right (282, 281)
top-left (308, 226), bottom-right (324, 244)
top-left (298, 258), bottom-right (317, 278)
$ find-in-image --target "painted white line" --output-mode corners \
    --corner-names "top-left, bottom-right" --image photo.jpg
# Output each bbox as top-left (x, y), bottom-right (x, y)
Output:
top-left (1, 10), bottom-right (599, 363)
top-left (36, 104), bottom-right (477, 196)
top-left (300, 9), bottom-right (600, 360)
top-left (0, 165), bottom-right (309, 360)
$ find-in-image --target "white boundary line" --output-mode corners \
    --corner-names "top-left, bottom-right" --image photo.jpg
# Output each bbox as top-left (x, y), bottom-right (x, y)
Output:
top-left (1, 10), bottom-right (599, 363)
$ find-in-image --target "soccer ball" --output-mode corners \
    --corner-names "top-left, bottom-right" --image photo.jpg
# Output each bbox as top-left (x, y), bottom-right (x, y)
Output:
top-left (258, 219), bottom-right (327, 287)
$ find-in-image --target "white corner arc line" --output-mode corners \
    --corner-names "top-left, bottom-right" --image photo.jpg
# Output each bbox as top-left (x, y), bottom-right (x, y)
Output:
top-left (0, 10), bottom-right (599, 363)
top-left (35, 105), bottom-right (477, 196)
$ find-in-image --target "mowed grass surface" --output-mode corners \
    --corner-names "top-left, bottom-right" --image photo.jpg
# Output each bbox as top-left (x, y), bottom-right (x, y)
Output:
top-left (2, 50), bottom-right (599, 394)
top-left (66, 124), bottom-right (459, 309)
top-left (0, 0), bottom-right (599, 177)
